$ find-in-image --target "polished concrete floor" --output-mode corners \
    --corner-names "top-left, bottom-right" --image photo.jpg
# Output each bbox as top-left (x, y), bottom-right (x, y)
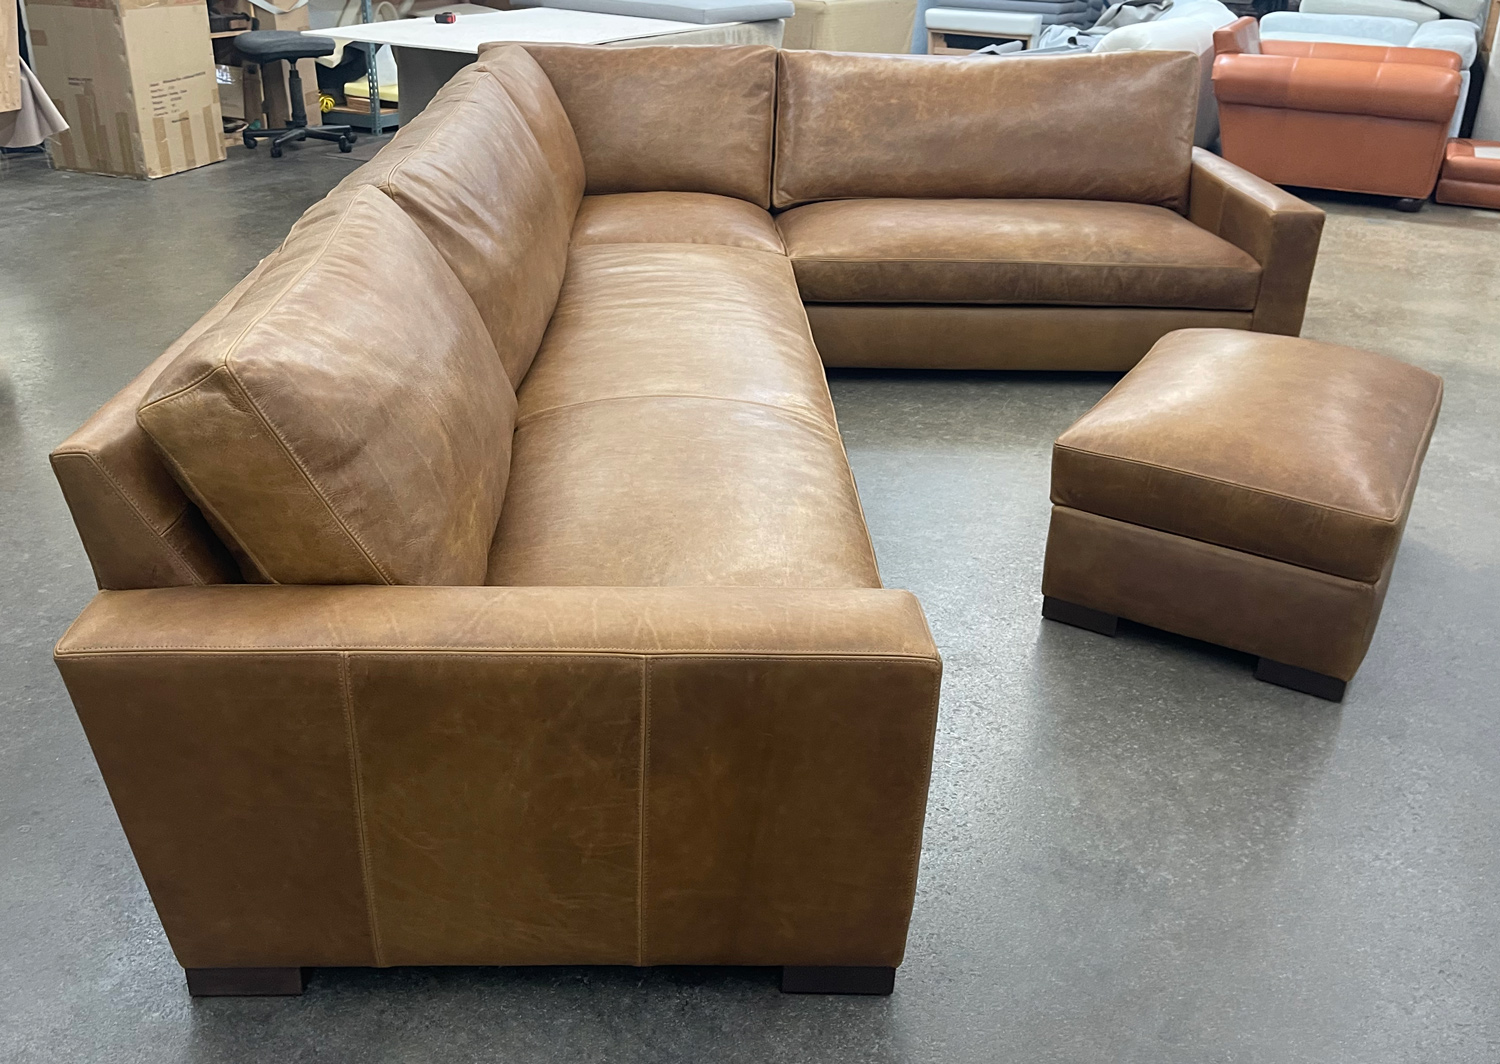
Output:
top-left (2, 142), bottom-right (1498, 1063)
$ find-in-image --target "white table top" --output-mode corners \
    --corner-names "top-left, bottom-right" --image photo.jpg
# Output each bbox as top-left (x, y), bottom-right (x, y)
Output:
top-left (314, 7), bottom-right (716, 53)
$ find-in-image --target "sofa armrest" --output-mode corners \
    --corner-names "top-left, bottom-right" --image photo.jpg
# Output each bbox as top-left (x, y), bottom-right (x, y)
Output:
top-left (55, 584), bottom-right (941, 971)
top-left (1213, 52), bottom-right (1463, 121)
top-left (1189, 148), bottom-right (1325, 335)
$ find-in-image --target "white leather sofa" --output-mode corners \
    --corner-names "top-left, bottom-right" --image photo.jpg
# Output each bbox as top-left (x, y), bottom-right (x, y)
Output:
top-left (1297, 0), bottom-right (1485, 28)
top-left (1092, 0), bottom-right (1237, 146)
top-left (1260, 10), bottom-right (1479, 135)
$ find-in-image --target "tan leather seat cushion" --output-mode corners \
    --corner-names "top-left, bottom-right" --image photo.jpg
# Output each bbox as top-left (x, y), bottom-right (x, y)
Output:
top-left (1052, 329), bottom-right (1444, 583)
top-left (519, 244), bottom-right (832, 427)
top-left (517, 43), bottom-right (777, 208)
top-left (774, 50), bottom-right (1198, 211)
top-left (339, 51), bottom-right (582, 387)
top-left (139, 187), bottom-right (518, 586)
top-left (778, 199), bottom-right (1262, 309)
top-left (571, 192), bottom-right (783, 253)
top-left (488, 244), bottom-right (878, 588)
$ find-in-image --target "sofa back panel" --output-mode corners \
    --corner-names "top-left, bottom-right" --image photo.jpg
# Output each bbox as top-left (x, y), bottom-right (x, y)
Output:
top-left (517, 43), bottom-right (777, 209)
top-left (773, 50), bottom-right (1199, 211)
top-left (138, 187), bottom-right (518, 587)
top-left (338, 59), bottom-right (581, 388)
top-left (50, 266), bottom-right (276, 590)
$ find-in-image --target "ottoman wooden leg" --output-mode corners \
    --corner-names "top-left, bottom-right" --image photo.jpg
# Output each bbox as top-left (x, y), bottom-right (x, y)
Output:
top-left (185, 967), bottom-right (306, 996)
top-left (781, 966), bottom-right (896, 995)
top-left (1254, 658), bottom-right (1346, 702)
top-left (1041, 596), bottom-right (1119, 637)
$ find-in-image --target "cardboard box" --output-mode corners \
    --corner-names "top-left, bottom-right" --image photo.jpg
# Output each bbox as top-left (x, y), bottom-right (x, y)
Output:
top-left (28, 0), bottom-right (225, 178)
top-left (228, 0), bottom-right (321, 128)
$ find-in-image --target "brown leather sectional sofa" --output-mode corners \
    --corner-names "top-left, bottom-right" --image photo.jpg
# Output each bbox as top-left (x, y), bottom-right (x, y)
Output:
top-left (50, 44), bottom-right (1324, 996)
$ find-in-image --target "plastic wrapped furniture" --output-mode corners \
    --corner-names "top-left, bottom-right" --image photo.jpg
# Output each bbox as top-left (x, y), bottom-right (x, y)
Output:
top-left (1212, 16), bottom-right (1463, 207)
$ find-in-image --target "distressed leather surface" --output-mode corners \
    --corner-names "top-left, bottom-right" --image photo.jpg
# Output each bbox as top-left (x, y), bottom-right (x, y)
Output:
top-left (1042, 506), bottom-right (1390, 681)
top-left (805, 304), bottom-right (1253, 370)
top-left (489, 240), bottom-right (876, 588)
top-left (773, 50), bottom-right (1198, 210)
top-left (138, 188), bottom-right (517, 586)
top-left (518, 244), bottom-right (834, 428)
top-left (1052, 328), bottom-right (1443, 583)
top-left (778, 198), bottom-right (1261, 308)
top-left (572, 192), bottom-right (784, 252)
top-left (338, 53), bottom-right (582, 386)
top-left (56, 584), bottom-right (940, 968)
top-left (1187, 148), bottom-right (1324, 336)
top-left (518, 43), bottom-right (777, 207)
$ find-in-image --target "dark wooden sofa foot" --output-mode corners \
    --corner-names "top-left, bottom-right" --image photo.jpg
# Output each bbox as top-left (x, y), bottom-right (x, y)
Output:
top-left (1254, 658), bottom-right (1346, 702)
top-left (185, 967), bottom-right (306, 997)
top-left (781, 966), bottom-right (896, 995)
top-left (1041, 595), bottom-right (1119, 637)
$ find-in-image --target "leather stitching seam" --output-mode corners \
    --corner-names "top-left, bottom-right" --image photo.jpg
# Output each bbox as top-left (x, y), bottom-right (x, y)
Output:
top-left (900, 666), bottom-right (944, 961)
top-left (56, 648), bottom-right (943, 661)
top-left (515, 392), bottom-right (839, 439)
top-left (137, 194), bottom-right (358, 408)
top-left (55, 453), bottom-right (203, 585)
top-left (339, 652), bottom-right (386, 967)
top-left (377, 68), bottom-right (493, 190)
top-left (791, 257), bottom-right (1259, 271)
top-left (1053, 443), bottom-right (1420, 523)
top-left (218, 367), bottom-right (395, 584)
top-left (638, 657), bottom-right (650, 968)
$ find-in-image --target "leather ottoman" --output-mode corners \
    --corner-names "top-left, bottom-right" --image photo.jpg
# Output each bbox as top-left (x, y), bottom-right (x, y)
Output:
top-left (1436, 139), bottom-right (1500, 210)
top-left (1040, 328), bottom-right (1443, 701)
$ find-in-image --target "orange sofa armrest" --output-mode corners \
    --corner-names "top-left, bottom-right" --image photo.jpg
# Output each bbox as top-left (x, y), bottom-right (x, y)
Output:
top-left (1188, 148), bottom-right (1325, 336)
top-left (1214, 15), bottom-right (1261, 55)
top-left (1213, 53), bottom-right (1462, 123)
top-left (1262, 39), bottom-right (1463, 69)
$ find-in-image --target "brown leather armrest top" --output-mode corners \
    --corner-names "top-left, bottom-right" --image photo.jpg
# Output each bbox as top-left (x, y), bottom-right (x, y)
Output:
top-left (1213, 53), bottom-right (1462, 123)
top-left (55, 585), bottom-right (941, 970)
top-left (1188, 148), bottom-right (1325, 336)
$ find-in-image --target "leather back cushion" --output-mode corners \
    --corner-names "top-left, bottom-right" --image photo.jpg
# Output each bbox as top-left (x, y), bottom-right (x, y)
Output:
top-left (138, 187), bottom-right (517, 586)
top-left (515, 43), bottom-right (777, 208)
top-left (338, 49), bottom-right (583, 387)
top-left (773, 50), bottom-right (1199, 211)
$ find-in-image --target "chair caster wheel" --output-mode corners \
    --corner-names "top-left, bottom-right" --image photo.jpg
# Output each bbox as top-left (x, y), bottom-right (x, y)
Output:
top-left (1394, 197), bottom-right (1424, 213)
top-left (269, 143), bottom-right (283, 159)
top-left (339, 136), bottom-right (355, 153)
top-left (242, 133), bottom-right (257, 150)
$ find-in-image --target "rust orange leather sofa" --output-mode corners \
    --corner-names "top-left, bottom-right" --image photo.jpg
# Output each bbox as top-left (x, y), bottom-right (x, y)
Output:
top-left (49, 45), bottom-right (1322, 998)
top-left (1212, 16), bottom-right (1463, 209)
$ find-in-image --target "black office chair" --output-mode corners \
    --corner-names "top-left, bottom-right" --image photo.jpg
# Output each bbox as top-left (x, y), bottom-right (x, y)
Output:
top-left (235, 30), bottom-right (356, 158)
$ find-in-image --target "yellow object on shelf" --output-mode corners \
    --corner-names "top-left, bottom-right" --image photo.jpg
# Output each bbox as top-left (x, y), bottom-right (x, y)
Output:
top-left (344, 79), bottom-right (399, 105)
top-left (320, 93), bottom-right (336, 113)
